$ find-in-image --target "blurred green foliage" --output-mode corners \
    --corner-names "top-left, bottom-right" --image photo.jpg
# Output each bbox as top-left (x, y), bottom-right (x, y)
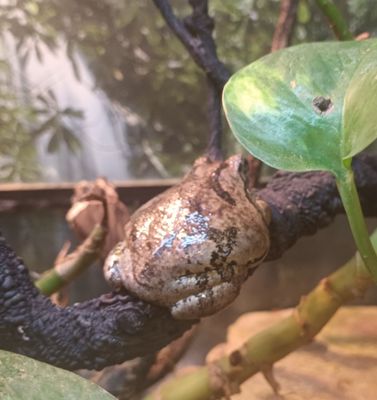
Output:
top-left (0, 55), bottom-right (82, 181)
top-left (0, 0), bottom-right (376, 181)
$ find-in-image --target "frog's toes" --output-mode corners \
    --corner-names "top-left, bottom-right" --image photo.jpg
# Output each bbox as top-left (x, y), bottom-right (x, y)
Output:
top-left (104, 249), bottom-right (124, 288)
top-left (170, 282), bottom-right (241, 320)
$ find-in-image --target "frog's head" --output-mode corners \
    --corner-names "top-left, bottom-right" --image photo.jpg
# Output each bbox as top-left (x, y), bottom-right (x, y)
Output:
top-left (190, 154), bottom-right (250, 188)
top-left (201, 154), bottom-right (268, 222)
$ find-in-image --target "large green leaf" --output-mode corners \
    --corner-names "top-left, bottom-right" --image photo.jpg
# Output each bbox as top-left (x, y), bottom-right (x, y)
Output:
top-left (0, 350), bottom-right (115, 400)
top-left (223, 39), bottom-right (377, 176)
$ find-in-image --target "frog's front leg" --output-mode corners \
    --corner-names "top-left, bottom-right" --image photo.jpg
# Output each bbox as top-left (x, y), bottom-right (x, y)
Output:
top-left (104, 244), bottom-right (249, 320)
top-left (170, 281), bottom-right (242, 319)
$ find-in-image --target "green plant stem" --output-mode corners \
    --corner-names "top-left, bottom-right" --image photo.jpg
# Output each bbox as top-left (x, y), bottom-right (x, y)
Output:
top-left (144, 232), bottom-right (377, 400)
top-left (35, 224), bottom-right (106, 296)
top-left (336, 168), bottom-right (377, 283)
top-left (314, 0), bottom-right (353, 40)
top-left (35, 271), bottom-right (65, 297)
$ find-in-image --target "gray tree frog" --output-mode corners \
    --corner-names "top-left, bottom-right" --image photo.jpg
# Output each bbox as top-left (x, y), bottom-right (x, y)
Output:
top-left (104, 155), bottom-right (270, 320)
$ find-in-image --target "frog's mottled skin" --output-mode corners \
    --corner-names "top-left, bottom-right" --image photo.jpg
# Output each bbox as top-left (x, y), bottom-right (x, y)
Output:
top-left (104, 155), bottom-right (270, 320)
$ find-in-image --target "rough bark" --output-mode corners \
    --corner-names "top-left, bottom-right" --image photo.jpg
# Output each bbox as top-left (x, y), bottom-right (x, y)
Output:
top-left (260, 154), bottom-right (377, 260)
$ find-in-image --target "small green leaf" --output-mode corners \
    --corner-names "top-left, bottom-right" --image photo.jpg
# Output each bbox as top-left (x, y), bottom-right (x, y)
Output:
top-left (32, 116), bottom-right (57, 137)
top-left (0, 350), bottom-right (115, 399)
top-left (34, 41), bottom-right (43, 63)
top-left (47, 89), bottom-right (57, 103)
top-left (298, 0), bottom-right (311, 24)
top-left (24, 1), bottom-right (40, 16)
top-left (67, 41), bottom-right (82, 82)
top-left (223, 39), bottom-right (377, 177)
top-left (47, 131), bottom-right (61, 153)
top-left (62, 126), bottom-right (82, 153)
top-left (36, 94), bottom-right (50, 107)
top-left (61, 107), bottom-right (84, 119)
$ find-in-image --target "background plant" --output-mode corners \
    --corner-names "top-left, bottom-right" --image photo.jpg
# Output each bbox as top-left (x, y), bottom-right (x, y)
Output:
top-left (1, 0), bottom-right (377, 180)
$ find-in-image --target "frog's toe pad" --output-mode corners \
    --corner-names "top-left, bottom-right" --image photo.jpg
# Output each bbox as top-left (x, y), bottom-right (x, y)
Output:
top-left (170, 282), bottom-right (241, 320)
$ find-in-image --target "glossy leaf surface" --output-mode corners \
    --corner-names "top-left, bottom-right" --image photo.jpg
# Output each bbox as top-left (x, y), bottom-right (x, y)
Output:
top-left (223, 39), bottom-right (377, 176)
top-left (0, 350), bottom-right (115, 400)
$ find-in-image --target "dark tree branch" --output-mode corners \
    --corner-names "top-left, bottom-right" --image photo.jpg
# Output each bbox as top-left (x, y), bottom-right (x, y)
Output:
top-left (271, 0), bottom-right (299, 52)
top-left (152, 0), bottom-right (230, 160)
top-left (1, 154), bottom-right (377, 370)
top-left (260, 154), bottom-right (377, 260)
top-left (152, 0), bottom-right (230, 89)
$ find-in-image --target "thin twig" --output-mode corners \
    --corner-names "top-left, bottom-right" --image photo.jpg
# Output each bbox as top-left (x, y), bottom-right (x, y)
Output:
top-left (35, 194), bottom-right (109, 296)
top-left (35, 224), bottom-right (106, 296)
top-left (271, 0), bottom-right (299, 52)
top-left (314, 0), bottom-right (353, 40)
